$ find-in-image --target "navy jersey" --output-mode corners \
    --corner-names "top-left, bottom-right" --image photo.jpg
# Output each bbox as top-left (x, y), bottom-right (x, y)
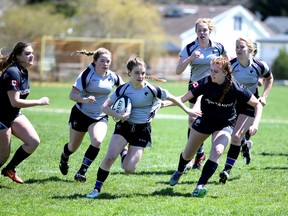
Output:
top-left (230, 57), bottom-right (271, 96)
top-left (179, 38), bottom-right (226, 81)
top-left (110, 81), bottom-right (169, 124)
top-left (0, 63), bottom-right (30, 119)
top-left (190, 76), bottom-right (252, 124)
top-left (73, 63), bottom-right (124, 120)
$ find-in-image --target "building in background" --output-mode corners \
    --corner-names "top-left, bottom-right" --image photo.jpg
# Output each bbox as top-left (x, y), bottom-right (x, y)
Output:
top-left (158, 4), bottom-right (274, 80)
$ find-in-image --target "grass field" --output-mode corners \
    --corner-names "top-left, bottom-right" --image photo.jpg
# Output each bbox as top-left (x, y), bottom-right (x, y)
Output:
top-left (0, 81), bottom-right (287, 216)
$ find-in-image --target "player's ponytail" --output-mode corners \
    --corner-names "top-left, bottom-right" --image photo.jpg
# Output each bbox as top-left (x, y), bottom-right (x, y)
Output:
top-left (145, 75), bottom-right (166, 83)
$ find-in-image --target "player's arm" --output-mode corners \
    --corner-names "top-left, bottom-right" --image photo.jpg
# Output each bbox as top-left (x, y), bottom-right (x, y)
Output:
top-left (8, 90), bottom-right (49, 108)
top-left (102, 98), bottom-right (130, 121)
top-left (69, 86), bottom-right (95, 104)
top-left (176, 50), bottom-right (200, 75)
top-left (246, 95), bottom-right (263, 136)
top-left (259, 74), bottom-right (273, 106)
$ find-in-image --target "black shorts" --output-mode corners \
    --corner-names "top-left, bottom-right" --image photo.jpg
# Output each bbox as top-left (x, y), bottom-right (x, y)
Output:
top-left (114, 121), bottom-right (152, 148)
top-left (0, 112), bottom-right (22, 130)
top-left (69, 105), bottom-right (108, 132)
top-left (192, 116), bottom-right (234, 135)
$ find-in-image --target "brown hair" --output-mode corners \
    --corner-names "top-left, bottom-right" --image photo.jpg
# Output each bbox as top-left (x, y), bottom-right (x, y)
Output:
top-left (210, 57), bottom-right (233, 103)
top-left (126, 55), bottom-right (166, 82)
top-left (126, 55), bottom-right (146, 72)
top-left (0, 42), bottom-right (31, 72)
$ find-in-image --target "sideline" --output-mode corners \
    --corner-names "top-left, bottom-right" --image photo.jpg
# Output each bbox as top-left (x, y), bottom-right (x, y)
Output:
top-left (25, 107), bottom-right (288, 124)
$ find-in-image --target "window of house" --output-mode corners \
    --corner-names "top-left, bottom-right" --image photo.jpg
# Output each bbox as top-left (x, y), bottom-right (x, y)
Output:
top-left (234, 16), bottom-right (242, 31)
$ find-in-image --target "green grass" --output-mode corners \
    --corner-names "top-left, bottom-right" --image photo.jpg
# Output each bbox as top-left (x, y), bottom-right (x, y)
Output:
top-left (1, 81), bottom-right (287, 216)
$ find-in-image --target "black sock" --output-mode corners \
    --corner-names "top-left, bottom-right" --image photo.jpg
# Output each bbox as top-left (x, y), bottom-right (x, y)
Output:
top-left (197, 159), bottom-right (218, 185)
top-left (177, 153), bottom-right (191, 172)
top-left (79, 145), bottom-right (100, 175)
top-left (224, 144), bottom-right (241, 170)
top-left (245, 131), bottom-right (251, 140)
top-left (5, 146), bottom-right (30, 170)
top-left (95, 167), bottom-right (110, 192)
top-left (61, 143), bottom-right (72, 163)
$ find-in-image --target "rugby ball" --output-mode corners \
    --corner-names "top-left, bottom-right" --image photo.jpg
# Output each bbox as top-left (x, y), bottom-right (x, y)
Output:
top-left (112, 95), bottom-right (132, 122)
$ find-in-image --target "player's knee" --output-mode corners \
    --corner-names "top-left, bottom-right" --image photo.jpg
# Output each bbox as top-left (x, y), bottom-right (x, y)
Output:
top-left (104, 155), bottom-right (117, 167)
top-left (214, 146), bottom-right (224, 157)
top-left (29, 137), bottom-right (40, 149)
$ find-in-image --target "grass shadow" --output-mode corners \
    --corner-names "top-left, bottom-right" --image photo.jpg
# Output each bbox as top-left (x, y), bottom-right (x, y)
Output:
top-left (25, 176), bottom-right (74, 184)
top-left (260, 152), bottom-right (288, 157)
top-left (264, 166), bottom-right (288, 170)
top-left (51, 192), bottom-right (120, 200)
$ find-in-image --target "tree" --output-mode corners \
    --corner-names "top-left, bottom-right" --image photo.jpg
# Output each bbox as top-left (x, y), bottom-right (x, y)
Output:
top-left (0, 4), bottom-right (75, 49)
top-left (248, 0), bottom-right (288, 20)
top-left (74, 0), bottom-right (167, 63)
top-left (272, 49), bottom-right (288, 80)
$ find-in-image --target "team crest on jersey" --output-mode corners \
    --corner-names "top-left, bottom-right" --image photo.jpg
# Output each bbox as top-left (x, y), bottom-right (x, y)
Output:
top-left (192, 81), bottom-right (199, 88)
top-left (10, 80), bottom-right (19, 87)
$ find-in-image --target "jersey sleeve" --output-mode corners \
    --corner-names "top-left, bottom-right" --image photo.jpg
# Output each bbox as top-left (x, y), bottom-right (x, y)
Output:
top-left (110, 71), bottom-right (125, 86)
top-left (189, 76), bottom-right (207, 97)
top-left (260, 61), bottom-right (272, 78)
top-left (4, 68), bottom-right (21, 92)
top-left (73, 73), bottom-right (84, 91)
top-left (179, 46), bottom-right (189, 58)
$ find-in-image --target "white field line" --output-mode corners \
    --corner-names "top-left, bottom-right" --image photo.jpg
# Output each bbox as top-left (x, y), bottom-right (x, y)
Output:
top-left (25, 107), bottom-right (288, 124)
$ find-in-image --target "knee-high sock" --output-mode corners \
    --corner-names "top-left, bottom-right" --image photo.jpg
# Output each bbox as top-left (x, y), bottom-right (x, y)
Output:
top-left (95, 167), bottom-right (110, 192)
top-left (197, 159), bottom-right (218, 185)
top-left (5, 146), bottom-right (30, 169)
top-left (225, 144), bottom-right (241, 170)
top-left (79, 145), bottom-right (100, 174)
top-left (177, 153), bottom-right (191, 172)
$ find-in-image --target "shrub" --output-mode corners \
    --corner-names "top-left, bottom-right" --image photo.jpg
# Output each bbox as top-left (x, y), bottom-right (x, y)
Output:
top-left (272, 49), bottom-right (288, 80)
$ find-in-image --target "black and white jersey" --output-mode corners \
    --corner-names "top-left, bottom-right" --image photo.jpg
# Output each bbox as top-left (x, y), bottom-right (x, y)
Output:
top-left (110, 81), bottom-right (169, 124)
top-left (73, 63), bottom-right (124, 120)
top-left (230, 58), bottom-right (271, 96)
top-left (179, 38), bottom-right (226, 81)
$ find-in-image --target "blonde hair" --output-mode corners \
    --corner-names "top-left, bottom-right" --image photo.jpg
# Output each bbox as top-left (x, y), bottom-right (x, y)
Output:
top-left (236, 37), bottom-right (255, 57)
top-left (195, 18), bottom-right (216, 34)
top-left (71, 47), bottom-right (112, 62)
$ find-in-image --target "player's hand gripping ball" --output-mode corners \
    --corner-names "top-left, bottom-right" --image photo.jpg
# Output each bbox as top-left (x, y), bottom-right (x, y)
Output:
top-left (112, 95), bottom-right (132, 122)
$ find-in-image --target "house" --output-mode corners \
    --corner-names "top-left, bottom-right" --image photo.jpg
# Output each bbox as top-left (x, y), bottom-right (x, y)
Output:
top-left (257, 16), bottom-right (288, 69)
top-left (257, 34), bottom-right (288, 67)
top-left (264, 16), bottom-right (288, 34)
top-left (155, 4), bottom-right (274, 80)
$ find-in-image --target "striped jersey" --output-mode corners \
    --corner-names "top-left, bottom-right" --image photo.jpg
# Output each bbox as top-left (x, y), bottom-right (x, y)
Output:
top-left (110, 81), bottom-right (169, 124)
top-left (73, 63), bottom-right (124, 120)
top-left (230, 58), bottom-right (271, 96)
top-left (179, 38), bottom-right (226, 81)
